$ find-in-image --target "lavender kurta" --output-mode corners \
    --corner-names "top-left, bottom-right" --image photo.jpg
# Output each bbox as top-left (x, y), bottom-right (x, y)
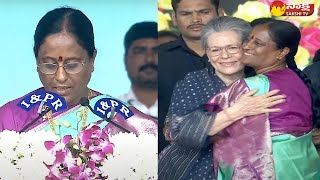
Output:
top-left (206, 68), bottom-right (313, 179)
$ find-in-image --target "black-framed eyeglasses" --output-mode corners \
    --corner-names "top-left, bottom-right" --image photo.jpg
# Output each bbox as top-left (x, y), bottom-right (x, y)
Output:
top-left (206, 44), bottom-right (242, 57)
top-left (37, 61), bottom-right (88, 75)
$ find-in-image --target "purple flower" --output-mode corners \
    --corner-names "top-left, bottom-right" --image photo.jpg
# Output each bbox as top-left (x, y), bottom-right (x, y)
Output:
top-left (45, 123), bottom-right (114, 179)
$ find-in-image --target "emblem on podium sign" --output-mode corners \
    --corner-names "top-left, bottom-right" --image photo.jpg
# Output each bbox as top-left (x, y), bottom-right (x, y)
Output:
top-left (18, 91), bottom-right (67, 113)
top-left (93, 98), bottom-right (134, 120)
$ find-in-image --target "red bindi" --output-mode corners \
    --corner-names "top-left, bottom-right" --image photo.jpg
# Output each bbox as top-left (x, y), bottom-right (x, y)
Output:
top-left (58, 56), bottom-right (63, 62)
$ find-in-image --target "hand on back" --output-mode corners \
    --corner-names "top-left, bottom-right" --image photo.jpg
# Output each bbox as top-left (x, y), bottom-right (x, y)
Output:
top-left (230, 89), bottom-right (286, 119)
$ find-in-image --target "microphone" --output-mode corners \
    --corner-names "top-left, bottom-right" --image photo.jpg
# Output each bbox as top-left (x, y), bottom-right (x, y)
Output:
top-left (19, 107), bottom-right (51, 133)
top-left (79, 97), bottom-right (95, 114)
top-left (17, 91), bottom-right (68, 133)
top-left (80, 97), bottom-right (130, 133)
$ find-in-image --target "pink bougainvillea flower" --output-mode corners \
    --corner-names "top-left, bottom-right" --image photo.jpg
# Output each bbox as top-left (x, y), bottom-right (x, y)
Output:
top-left (300, 27), bottom-right (320, 57)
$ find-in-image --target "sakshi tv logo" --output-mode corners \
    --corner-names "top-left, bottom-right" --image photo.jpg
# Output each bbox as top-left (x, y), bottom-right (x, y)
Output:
top-left (270, 1), bottom-right (314, 16)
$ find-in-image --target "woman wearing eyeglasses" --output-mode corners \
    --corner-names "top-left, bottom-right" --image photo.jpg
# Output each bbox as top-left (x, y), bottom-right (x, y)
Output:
top-left (0, 7), bottom-right (157, 137)
top-left (206, 18), bottom-right (320, 179)
top-left (159, 16), bottom-right (286, 180)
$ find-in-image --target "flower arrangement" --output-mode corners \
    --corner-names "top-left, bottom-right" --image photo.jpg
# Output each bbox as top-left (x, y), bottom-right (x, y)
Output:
top-left (158, 0), bottom-right (320, 69)
top-left (233, 1), bottom-right (272, 22)
top-left (0, 125), bottom-right (157, 179)
top-left (44, 124), bottom-right (113, 179)
top-left (45, 124), bottom-right (158, 180)
top-left (0, 130), bottom-right (58, 179)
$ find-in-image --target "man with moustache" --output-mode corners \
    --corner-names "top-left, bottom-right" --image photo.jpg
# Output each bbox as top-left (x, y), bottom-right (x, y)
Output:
top-left (158, 0), bottom-right (224, 152)
top-left (118, 21), bottom-right (158, 119)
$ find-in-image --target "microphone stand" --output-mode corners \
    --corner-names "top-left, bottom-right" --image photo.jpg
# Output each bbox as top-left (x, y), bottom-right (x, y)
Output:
top-left (19, 107), bottom-right (51, 133)
top-left (100, 107), bottom-right (130, 133)
top-left (80, 98), bottom-right (130, 133)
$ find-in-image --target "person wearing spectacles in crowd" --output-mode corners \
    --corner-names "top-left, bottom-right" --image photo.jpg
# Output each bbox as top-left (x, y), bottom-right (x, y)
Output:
top-left (208, 17), bottom-right (320, 179)
top-left (158, 0), bottom-right (225, 153)
top-left (0, 7), bottom-right (157, 138)
top-left (159, 16), bottom-right (286, 180)
top-left (206, 44), bottom-right (241, 57)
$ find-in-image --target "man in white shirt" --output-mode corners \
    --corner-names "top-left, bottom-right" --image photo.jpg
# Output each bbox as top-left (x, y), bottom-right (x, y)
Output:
top-left (118, 21), bottom-right (158, 119)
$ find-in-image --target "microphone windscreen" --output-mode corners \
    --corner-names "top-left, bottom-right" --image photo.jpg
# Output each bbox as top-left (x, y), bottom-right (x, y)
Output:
top-left (80, 97), bottom-right (90, 107)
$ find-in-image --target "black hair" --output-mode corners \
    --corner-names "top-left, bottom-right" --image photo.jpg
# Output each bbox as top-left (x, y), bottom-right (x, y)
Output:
top-left (252, 18), bottom-right (320, 128)
top-left (124, 21), bottom-right (157, 57)
top-left (171, 0), bottom-right (220, 13)
top-left (250, 17), bottom-right (275, 27)
top-left (158, 30), bottom-right (178, 39)
top-left (33, 7), bottom-right (95, 59)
